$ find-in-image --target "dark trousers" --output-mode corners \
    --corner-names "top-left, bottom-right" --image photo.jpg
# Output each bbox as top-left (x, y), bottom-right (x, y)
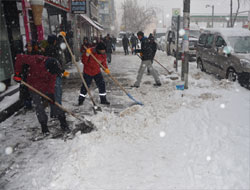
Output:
top-left (132, 44), bottom-right (137, 55)
top-left (106, 52), bottom-right (112, 63)
top-left (123, 46), bottom-right (129, 55)
top-left (80, 73), bottom-right (106, 97)
top-left (30, 91), bottom-right (66, 125)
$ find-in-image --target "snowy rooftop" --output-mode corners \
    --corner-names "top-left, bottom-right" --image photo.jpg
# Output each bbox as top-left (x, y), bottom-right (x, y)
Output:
top-left (204, 28), bottom-right (250, 37)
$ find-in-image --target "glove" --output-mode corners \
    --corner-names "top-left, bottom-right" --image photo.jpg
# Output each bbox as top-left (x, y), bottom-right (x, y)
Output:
top-left (104, 68), bottom-right (110, 74)
top-left (63, 71), bottom-right (70, 77)
top-left (86, 48), bottom-right (92, 55)
top-left (13, 72), bottom-right (22, 83)
top-left (60, 31), bottom-right (66, 37)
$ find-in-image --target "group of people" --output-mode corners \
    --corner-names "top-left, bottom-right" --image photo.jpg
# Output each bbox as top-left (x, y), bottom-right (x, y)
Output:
top-left (121, 33), bottom-right (139, 55)
top-left (13, 30), bottom-right (161, 136)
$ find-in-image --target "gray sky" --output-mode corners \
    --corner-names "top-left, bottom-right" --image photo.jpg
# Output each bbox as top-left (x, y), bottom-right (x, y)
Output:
top-left (114, 0), bottom-right (250, 27)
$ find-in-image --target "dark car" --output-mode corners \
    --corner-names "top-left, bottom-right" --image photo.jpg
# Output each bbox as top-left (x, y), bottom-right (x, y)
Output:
top-left (196, 28), bottom-right (250, 88)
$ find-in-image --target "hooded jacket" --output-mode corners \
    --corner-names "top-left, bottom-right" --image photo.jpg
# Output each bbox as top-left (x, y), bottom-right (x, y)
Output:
top-left (81, 48), bottom-right (108, 76)
top-left (135, 37), bottom-right (154, 61)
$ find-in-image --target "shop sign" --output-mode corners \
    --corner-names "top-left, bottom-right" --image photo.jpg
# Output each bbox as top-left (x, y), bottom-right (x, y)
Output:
top-left (71, 0), bottom-right (86, 14)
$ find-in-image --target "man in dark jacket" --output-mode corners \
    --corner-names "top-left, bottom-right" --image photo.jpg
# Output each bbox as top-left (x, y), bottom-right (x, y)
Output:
top-left (45, 34), bottom-right (64, 118)
top-left (147, 34), bottom-right (157, 74)
top-left (104, 34), bottom-right (113, 64)
top-left (130, 33), bottom-right (138, 55)
top-left (132, 31), bottom-right (161, 88)
top-left (14, 54), bottom-right (70, 135)
top-left (122, 35), bottom-right (129, 55)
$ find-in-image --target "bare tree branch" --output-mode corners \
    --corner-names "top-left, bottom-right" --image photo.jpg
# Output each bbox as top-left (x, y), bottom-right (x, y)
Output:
top-left (121, 0), bottom-right (156, 32)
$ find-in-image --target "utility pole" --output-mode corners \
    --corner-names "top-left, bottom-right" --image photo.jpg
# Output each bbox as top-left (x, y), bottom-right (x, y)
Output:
top-left (248, 10), bottom-right (250, 30)
top-left (181, 0), bottom-right (190, 89)
top-left (230, 0), bottom-right (233, 27)
top-left (212, 5), bottom-right (214, 28)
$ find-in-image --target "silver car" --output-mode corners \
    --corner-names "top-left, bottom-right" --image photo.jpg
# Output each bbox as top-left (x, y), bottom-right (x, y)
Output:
top-left (196, 28), bottom-right (250, 88)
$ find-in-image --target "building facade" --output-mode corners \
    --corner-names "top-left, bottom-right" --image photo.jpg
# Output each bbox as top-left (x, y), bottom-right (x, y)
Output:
top-left (98, 0), bottom-right (116, 35)
top-left (0, 0), bottom-right (104, 87)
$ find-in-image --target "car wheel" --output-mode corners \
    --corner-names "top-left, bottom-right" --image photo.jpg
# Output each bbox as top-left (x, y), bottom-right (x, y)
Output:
top-left (227, 68), bottom-right (237, 82)
top-left (197, 59), bottom-right (205, 72)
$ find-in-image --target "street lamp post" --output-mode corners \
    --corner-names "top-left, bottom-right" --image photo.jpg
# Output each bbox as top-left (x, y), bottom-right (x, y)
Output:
top-left (206, 4), bottom-right (214, 28)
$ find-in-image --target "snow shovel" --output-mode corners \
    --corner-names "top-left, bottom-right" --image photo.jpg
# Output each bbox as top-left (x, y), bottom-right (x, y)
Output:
top-left (21, 80), bottom-right (81, 120)
top-left (83, 46), bottom-right (143, 106)
top-left (136, 54), bottom-right (173, 75)
top-left (59, 32), bottom-right (101, 114)
top-left (153, 58), bottom-right (173, 75)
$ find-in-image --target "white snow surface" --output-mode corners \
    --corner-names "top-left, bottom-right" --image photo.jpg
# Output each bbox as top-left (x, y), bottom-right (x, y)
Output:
top-left (0, 49), bottom-right (249, 190)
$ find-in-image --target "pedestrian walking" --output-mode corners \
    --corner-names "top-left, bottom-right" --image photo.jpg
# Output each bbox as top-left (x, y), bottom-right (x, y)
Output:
top-left (130, 33), bottom-right (138, 55)
top-left (112, 35), bottom-right (117, 51)
top-left (78, 42), bottom-right (110, 106)
top-left (132, 31), bottom-right (161, 88)
top-left (122, 34), bottom-right (129, 55)
top-left (13, 54), bottom-right (70, 135)
top-left (147, 34), bottom-right (157, 75)
top-left (80, 37), bottom-right (92, 54)
top-left (104, 34), bottom-right (113, 64)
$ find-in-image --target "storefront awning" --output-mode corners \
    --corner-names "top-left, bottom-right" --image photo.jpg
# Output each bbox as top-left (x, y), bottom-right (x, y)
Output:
top-left (80, 14), bottom-right (103, 31)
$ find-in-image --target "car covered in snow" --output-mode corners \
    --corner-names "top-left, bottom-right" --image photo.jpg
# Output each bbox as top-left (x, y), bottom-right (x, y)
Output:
top-left (196, 28), bottom-right (250, 88)
top-left (165, 28), bottom-right (200, 59)
top-left (158, 36), bottom-right (166, 51)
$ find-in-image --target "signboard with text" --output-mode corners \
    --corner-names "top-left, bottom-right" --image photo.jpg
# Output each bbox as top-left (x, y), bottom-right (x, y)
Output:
top-left (71, 0), bottom-right (86, 14)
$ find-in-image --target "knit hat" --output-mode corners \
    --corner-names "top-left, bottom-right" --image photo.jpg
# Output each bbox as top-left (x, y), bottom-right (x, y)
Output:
top-left (96, 42), bottom-right (106, 51)
top-left (137, 31), bottom-right (144, 37)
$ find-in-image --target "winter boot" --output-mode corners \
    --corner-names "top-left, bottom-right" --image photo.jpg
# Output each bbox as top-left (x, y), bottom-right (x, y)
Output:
top-left (41, 123), bottom-right (50, 135)
top-left (154, 82), bottom-right (162, 87)
top-left (100, 96), bottom-right (110, 105)
top-left (78, 96), bottom-right (85, 106)
top-left (58, 115), bottom-right (71, 133)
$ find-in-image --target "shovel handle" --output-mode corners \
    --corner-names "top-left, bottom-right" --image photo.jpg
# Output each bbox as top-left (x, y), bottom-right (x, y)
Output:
top-left (21, 81), bottom-right (80, 120)
top-left (153, 58), bottom-right (172, 74)
top-left (83, 46), bottom-right (129, 96)
top-left (60, 35), bottom-right (98, 108)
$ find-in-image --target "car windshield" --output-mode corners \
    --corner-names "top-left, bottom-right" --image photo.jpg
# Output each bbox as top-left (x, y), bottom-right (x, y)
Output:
top-left (227, 36), bottom-right (250, 54)
top-left (189, 30), bottom-right (200, 38)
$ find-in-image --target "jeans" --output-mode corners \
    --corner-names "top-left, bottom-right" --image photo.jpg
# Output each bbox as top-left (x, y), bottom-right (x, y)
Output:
top-left (54, 76), bottom-right (62, 105)
top-left (134, 60), bottom-right (160, 86)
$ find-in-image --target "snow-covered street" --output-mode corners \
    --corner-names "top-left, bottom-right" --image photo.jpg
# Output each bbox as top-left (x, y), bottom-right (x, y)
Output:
top-left (1, 49), bottom-right (249, 190)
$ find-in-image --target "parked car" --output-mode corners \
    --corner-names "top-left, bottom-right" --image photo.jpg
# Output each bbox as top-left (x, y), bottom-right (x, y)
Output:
top-left (196, 28), bottom-right (250, 88)
top-left (158, 36), bottom-right (166, 51)
top-left (165, 29), bottom-right (199, 59)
